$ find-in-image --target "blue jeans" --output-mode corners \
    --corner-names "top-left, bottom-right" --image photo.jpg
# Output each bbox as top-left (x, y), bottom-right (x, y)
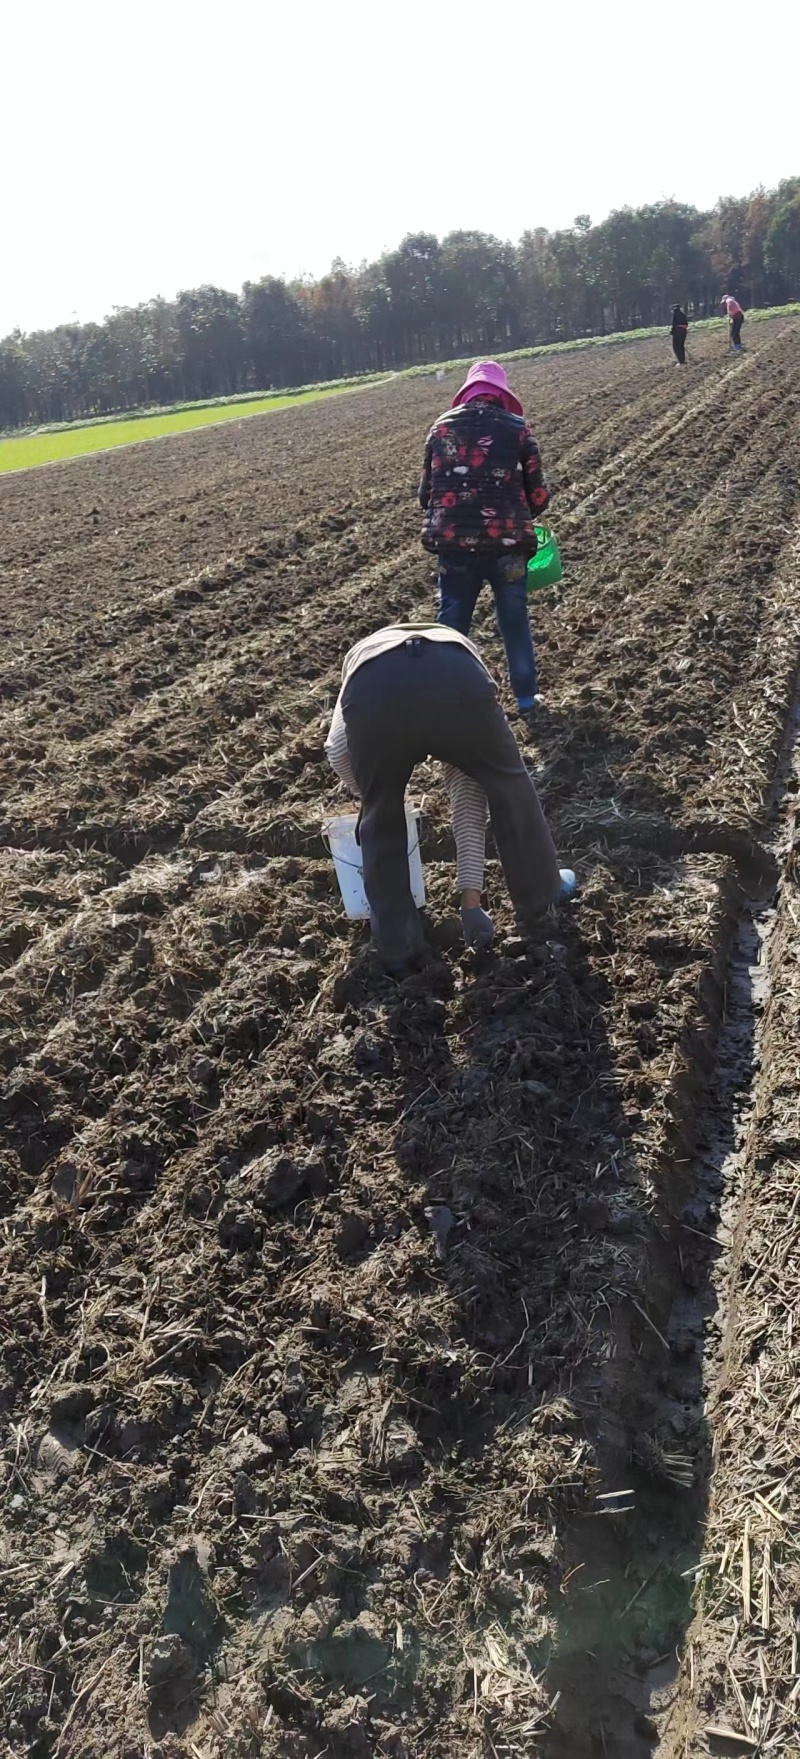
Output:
top-left (436, 550), bottom-right (538, 707)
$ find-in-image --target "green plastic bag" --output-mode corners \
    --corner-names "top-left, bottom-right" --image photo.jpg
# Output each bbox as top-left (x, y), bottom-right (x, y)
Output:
top-left (526, 523), bottom-right (563, 591)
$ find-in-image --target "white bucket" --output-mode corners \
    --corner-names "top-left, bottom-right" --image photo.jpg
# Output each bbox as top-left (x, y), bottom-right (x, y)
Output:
top-left (323, 809), bottom-right (425, 920)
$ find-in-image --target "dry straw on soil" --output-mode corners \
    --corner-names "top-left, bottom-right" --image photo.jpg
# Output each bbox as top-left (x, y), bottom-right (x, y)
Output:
top-left (2, 316), bottom-right (800, 1758)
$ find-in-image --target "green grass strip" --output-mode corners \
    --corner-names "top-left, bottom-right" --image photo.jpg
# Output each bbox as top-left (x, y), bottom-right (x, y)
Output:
top-left (0, 383), bottom-right (362, 475)
top-left (403, 304), bottom-right (800, 382)
top-left (4, 301), bottom-right (798, 476)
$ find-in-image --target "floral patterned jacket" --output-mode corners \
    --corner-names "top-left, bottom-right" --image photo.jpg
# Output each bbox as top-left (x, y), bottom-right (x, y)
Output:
top-left (418, 398), bottom-right (550, 556)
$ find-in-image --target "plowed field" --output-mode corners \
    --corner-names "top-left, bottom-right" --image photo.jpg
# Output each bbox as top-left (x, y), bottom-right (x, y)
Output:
top-left (2, 318), bottom-right (800, 1759)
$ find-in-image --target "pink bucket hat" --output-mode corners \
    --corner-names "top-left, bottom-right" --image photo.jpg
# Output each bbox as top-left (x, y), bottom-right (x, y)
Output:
top-left (451, 359), bottom-right (523, 417)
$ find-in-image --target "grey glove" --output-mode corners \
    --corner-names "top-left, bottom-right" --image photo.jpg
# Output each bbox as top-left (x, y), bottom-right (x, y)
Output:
top-left (462, 905), bottom-right (494, 949)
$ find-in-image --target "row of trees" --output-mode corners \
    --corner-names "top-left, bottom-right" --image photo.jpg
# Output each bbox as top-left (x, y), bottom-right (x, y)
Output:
top-left (2, 179), bottom-right (800, 431)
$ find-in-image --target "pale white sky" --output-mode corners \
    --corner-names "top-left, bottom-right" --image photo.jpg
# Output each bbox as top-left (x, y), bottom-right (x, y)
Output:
top-left (3, 0), bottom-right (798, 338)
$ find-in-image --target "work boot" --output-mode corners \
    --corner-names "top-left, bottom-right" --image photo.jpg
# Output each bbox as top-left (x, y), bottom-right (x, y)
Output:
top-left (369, 908), bottom-right (425, 978)
top-left (515, 868), bottom-right (578, 941)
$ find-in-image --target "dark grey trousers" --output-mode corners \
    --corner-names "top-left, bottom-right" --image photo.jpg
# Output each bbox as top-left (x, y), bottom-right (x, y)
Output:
top-left (342, 639), bottom-right (560, 961)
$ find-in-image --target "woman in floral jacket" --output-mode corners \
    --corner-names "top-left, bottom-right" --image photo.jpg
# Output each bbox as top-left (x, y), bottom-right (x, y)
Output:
top-left (419, 359), bottom-right (550, 713)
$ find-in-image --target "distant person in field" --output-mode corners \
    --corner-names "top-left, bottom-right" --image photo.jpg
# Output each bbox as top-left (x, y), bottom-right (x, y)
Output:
top-left (325, 623), bottom-right (575, 974)
top-left (418, 360), bottom-right (550, 717)
top-left (721, 295), bottom-right (745, 350)
top-left (670, 305), bottom-right (688, 364)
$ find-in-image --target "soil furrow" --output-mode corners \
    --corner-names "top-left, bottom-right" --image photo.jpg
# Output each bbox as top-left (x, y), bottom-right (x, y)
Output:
top-left (2, 315), bottom-right (800, 1759)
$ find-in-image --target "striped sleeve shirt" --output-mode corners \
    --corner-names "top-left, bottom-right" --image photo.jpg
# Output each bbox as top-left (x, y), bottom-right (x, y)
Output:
top-left (324, 626), bottom-right (490, 892)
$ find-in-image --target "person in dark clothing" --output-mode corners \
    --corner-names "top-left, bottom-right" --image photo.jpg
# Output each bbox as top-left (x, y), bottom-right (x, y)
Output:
top-left (418, 360), bottom-right (550, 714)
top-left (670, 305), bottom-right (688, 364)
top-left (325, 624), bottom-right (576, 974)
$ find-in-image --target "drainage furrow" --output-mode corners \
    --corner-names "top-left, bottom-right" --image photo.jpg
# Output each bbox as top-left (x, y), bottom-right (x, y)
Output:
top-left (541, 608), bottom-right (800, 1756)
top-left (657, 693), bottom-right (800, 1755)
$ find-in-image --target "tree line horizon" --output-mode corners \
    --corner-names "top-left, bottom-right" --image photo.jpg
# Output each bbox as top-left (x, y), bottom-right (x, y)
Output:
top-left (2, 178), bottom-right (800, 431)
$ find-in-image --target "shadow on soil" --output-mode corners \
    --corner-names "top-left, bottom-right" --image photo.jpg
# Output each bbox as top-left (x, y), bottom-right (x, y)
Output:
top-left (353, 849), bottom-right (759, 1755)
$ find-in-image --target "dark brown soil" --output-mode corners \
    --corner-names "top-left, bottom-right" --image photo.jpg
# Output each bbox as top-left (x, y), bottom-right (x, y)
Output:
top-left (660, 677), bottom-right (800, 1758)
top-left (1, 317), bottom-right (800, 1759)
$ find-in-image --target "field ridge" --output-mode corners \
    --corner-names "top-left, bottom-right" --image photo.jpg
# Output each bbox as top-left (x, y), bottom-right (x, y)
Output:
top-left (1, 315), bottom-right (800, 1758)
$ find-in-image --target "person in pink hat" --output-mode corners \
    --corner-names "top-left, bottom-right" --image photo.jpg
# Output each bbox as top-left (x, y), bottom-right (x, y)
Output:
top-left (720, 295), bottom-right (745, 350)
top-left (418, 359), bottom-right (550, 714)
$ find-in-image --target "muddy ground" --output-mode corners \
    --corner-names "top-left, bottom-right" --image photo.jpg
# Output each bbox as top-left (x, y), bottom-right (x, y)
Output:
top-left (1, 318), bottom-right (800, 1759)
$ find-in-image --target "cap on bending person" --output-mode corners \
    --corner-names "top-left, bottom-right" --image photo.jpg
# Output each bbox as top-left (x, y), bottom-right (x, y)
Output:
top-left (325, 622), bottom-right (575, 976)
